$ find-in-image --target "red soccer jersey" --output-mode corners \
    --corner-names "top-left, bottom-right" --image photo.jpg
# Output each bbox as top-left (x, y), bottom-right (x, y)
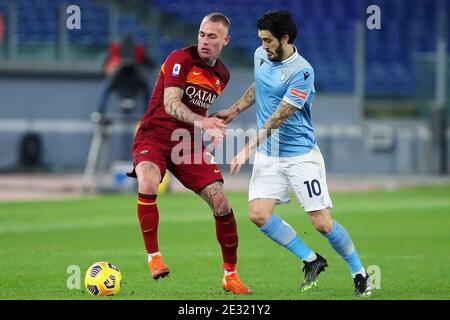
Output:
top-left (138, 46), bottom-right (229, 145)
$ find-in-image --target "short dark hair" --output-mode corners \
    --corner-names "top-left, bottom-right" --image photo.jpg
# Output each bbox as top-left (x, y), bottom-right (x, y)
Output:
top-left (203, 12), bottom-right (230, 30)
top-left (257, 10), bottom-right (297, 43)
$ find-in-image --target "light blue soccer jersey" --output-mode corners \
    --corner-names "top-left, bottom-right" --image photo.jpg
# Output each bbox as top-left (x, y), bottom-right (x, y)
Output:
top-left (254, 46), bottom-right (316, 157)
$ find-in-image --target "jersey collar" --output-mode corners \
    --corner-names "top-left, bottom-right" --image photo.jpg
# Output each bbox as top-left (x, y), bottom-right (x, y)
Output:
top-left (281, 45), bottom-right (298, 64)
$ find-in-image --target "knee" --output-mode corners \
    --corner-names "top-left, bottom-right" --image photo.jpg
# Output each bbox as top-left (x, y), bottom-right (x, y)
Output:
top-left (207, 190), bottom-right (230, 216)
top-left (314, 221), bottom-right (333, 234)
top-left (213, 199), bottom-right (231, 217)
top-left (248, 206), bottom-right (269, 227)
top-left (138, 175), bottom-right (160, 195)
top-left (309, 210), bottom-right (333, 234)
top-left (312, 217), bottom-right (333, 234)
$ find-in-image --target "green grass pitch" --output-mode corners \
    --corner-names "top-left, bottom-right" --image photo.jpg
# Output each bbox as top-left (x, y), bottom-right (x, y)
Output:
top-left (0, 185), bottom-right (449, 300)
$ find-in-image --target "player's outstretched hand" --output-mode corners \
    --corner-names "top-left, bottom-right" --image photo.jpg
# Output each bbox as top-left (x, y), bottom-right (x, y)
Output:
top-left (209, 107), bottom-right (240, 125)
top-left (201, 116), bottom-right (227, 147)
top-left (230, 148), bottom-right (249, 175)
top-left (230, 157), bottom-right (241, 175)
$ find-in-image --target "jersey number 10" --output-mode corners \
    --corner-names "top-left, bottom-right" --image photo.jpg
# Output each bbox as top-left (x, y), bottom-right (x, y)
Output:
top-left (304, 180), bottom-right (322, 198)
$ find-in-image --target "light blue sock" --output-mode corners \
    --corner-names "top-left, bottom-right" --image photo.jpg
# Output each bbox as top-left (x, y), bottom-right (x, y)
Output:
top-left (322, 220), bottom-right (363, 273)
top-left (259, 214), bottom-right (313, 261)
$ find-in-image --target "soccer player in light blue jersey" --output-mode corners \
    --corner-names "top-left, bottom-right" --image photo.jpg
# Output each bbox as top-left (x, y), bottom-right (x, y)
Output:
top-left (215, 11), bottom-right (371, 296)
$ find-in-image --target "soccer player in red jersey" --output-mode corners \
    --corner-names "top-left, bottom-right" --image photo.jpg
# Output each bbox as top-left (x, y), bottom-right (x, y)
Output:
top-left (127, 13), bottom-right (251, 295)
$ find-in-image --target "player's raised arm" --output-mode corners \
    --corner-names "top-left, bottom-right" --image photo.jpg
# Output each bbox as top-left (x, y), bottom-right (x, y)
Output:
top-left (261, 100), bottom-right (298, 131)
top-left (231, 60), bottom-right (314, 175)
top-left (230, 100), bottom-right (297, 175)
top-left (249, 99), bottom-right (299, 151)
top-left (164, 86), bottom-right (202, 124)
top-left (212, 82), bottom-right (256, 124)
top-left (164, 86), bottom-right (226, 140)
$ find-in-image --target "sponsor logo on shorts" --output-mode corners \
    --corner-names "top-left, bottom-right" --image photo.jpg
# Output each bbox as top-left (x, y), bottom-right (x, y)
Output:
top-left (214, 169), bottom-right (221, 173)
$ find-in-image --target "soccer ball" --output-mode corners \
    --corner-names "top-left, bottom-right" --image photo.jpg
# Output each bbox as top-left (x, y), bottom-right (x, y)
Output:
top-left (84, 262), bottom-right (122, 296)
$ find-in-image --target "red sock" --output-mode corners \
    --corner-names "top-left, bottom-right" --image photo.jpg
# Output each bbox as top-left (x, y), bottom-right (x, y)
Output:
top-left (137, 193), bottom-right (159, 254)
top-left (214, 209), bottom-right (238, 272)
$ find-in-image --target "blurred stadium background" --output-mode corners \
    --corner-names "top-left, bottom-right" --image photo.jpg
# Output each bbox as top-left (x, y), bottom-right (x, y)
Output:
top-left (0, 0), bottom-right (449, 199)
top-left (0, 0), bottom-right (450, 301)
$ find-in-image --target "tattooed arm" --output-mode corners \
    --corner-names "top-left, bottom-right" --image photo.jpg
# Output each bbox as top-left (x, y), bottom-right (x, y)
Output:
top-left (164, 86), bottom-right (226, 139)
top-left (163, 87), bottom-right (204, 126)
top-left (230, 100), bottom-right (298, 175)
top-left (212, 82), bottom-right (256, 124)
top-left (256, 100), bottom-right (298, 146)
top-left (228, 82), bottom-right (256, 115)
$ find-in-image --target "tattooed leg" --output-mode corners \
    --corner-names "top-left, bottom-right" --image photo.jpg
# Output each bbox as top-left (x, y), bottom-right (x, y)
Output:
top-left (199, 181), bottom-right (239, 272)
top-left (198, 181), bottom-right (231, 217)
top-left (135, 161), bottom-right (162, 194)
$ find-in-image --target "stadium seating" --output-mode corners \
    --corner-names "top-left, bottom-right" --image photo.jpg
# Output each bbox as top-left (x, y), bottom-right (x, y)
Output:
top-left (0, 0), bottom-right (447, 96)
top-left (151, 0), bottom-right (447, 96)
top-left (0, 0), bottom-right (184, 61)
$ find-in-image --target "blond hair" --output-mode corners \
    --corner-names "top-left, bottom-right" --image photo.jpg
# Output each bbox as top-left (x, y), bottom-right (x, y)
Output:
top-left (202, 12), bottom-right (230, 30)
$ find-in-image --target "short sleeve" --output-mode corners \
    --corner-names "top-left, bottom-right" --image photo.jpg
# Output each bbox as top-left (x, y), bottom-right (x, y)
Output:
top-left (163, 50), bottom-right (192, 90)
top-left (282, 68), bottom-right (314, 109)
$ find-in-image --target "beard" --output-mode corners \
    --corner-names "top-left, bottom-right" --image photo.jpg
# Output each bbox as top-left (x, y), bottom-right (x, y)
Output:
top-left (267, 43), bottom-right (284, 62)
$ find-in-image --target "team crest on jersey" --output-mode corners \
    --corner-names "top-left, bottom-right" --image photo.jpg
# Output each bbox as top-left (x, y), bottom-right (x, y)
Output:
top-left (172, 63), bottom-right (181, 76)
